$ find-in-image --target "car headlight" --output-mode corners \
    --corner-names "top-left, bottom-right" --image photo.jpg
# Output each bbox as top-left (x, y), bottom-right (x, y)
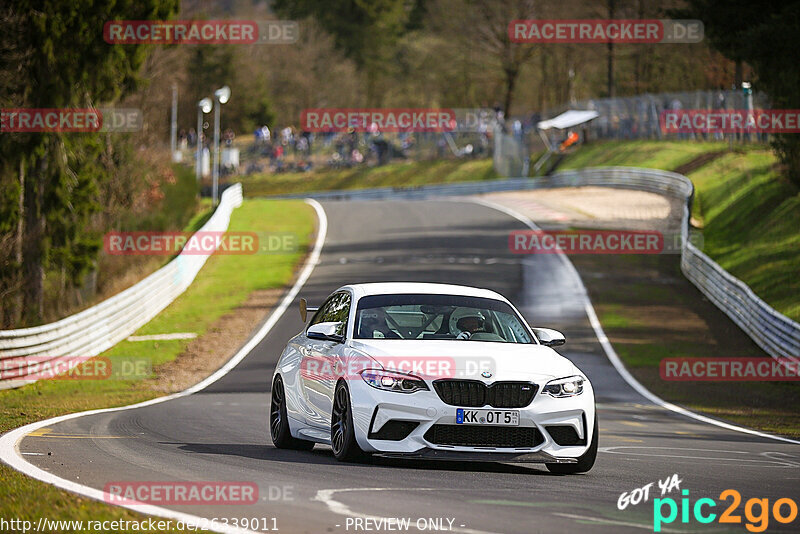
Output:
top-left (542, 375), bottom-right (584, 397)
top-left (360, 369), bottom-right (429, 393)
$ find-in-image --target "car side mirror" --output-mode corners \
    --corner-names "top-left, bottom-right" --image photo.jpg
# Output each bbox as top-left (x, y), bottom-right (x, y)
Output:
top-left (299, 298), bottom-right (319, 323)
top-left (532, 327), bottom-right (566, 347)
top-left (307, 321), bottom-right (345, 343)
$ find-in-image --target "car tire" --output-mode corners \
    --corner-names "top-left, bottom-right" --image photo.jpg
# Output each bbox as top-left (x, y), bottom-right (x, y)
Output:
top-left (270, 375), bottom-right (315, 451)
top-left (545, 413), bottom-right (598, 474)
top-left (331, 381), bottom-right (368, 462)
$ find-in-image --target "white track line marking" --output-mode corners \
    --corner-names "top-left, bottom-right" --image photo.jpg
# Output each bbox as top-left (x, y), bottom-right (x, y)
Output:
top-left (598, 446), bottom-right (798, 467)
top-left (469, 197), bottom-right (800, 446)
top-left (0, 199), bottom-right (328, 534)
top-left (314, 488), bottom-right (493, 534)
top-left (551, 512), bottom-right (698, 533)
top-left (127, 333), bottom-right (198, 341)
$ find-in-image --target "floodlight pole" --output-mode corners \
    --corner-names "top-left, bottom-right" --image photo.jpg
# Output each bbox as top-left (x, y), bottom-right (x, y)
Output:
top-left (171, 84), bottom-right (178, 159)
top-left (212, 86), bottom-right (231, 208)
top-left (196, 98), bottom-right (212, 183)
top-left (212, 103), bottom-right (220, 206)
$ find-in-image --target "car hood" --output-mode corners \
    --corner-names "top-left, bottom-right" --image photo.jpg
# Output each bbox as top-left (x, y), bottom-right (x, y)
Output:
top-left (347, 339), bottom-right (580, 383)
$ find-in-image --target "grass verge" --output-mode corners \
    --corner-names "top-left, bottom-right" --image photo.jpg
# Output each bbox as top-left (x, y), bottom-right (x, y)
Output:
top-left (561, 140), bottom-right (800, 437)
top-left (39, 164), bottom-right (202, 326)
top-left (558, 140), bottom-right (734, 172)
top-left (573, 254), bottom-right (800, 438)
top-left (561, 140), bottom-right (799, 321)
top-left (689, 152), bottom-right (800, 321)
top-left (241, 158), bottom-right (497, 197)
top-left (0, 198), bottom-right (315, 529)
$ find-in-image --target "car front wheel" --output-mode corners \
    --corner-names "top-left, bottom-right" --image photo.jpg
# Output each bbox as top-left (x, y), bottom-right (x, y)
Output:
top-left (545, 413), bottom-right (598, 474)
top-left (270, 375), bottom-right (315, 451)
top-left (331, 381), bottom-right (367, 461)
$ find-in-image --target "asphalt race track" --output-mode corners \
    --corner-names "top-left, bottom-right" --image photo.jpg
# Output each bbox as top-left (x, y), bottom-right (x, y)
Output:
top-left (14, 199), bottom-right (800, 533)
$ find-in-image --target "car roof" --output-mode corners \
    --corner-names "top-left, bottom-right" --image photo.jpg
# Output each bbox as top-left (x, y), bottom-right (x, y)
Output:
top-left (340, 282), bottom-right (510, 302)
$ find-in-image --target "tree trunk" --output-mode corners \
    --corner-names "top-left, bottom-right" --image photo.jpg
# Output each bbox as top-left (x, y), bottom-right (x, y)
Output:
top-left (16, 159), bottom-right (24, 265)
top-left (503, 66), bottom-right (518, 118)
top-left (22, 153), bottom-right (47, 324)
top-left (366, 69), bottom-right (380, 107)
top-left (734, 60), bottom-right (743, 89)
top-left (634, 0), bottom-right (644, 94)
top-left (12, 158), bottom-right (25, 325)
top-left (607, 0), bottom-right (616, 98)
top-left (538, 53), bottom-right (549, 111)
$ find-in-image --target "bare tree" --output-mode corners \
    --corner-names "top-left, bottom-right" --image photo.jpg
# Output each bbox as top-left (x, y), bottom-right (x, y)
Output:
top-left (431, 0), bottom-right (537, 116)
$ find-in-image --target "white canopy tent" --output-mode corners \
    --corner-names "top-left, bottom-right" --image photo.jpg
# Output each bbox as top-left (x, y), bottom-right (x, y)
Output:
top-left (534, 109), bottom-right (599, 173)
top-left (537, 110), bottom-right (599, 131)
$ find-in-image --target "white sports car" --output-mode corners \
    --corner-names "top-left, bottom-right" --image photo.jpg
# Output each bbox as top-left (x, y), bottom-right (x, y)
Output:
top-left (270, 282), bottom-right (597, 474)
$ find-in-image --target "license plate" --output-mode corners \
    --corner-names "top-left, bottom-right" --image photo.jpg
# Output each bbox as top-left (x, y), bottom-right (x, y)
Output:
top-left (456, 408), bottom-right (519, 426)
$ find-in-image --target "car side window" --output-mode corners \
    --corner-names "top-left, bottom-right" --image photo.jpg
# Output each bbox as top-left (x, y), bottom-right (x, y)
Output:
top-left (309, 291), bottom-right (351, 337)
top-left (309, 297), bottom-right (334, 328)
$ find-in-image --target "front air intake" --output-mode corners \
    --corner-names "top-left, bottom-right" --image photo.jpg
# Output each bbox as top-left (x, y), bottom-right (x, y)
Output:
top-left (369, 420), bottom-right (419, 441)
top-left (424, 425), bottom-right (544, 448)
top-left (433, 380), bottom-right (537, 408)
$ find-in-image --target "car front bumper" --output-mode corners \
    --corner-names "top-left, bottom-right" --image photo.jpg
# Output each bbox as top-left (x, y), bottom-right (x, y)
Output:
top-left (348, 378), bottom-right (596, 460)
top-left (373, 448), bottom-right (577, 463)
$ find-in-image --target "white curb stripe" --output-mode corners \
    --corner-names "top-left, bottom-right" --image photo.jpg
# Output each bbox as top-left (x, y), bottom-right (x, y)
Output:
top-left (0, 199), bottom-right (329, 533)
top-left (314, 488), bottom-right (494, 534)
top-left (127, 333), bottom-right (198, 341)
top-left (470, 197), bottom-right (800, 446)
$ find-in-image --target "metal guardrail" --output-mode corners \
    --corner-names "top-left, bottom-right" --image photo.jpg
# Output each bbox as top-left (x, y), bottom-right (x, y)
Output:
top-left (556, 168), bottom-right (799, 363)
top-left (3, 166), bottom-right (796, 389)
top-left (0, 183), bottom-right (244, 388)
top-left (263, 168), bottom-right (693, 202)
top-left (266, 167), bottom-right (800, 362)
top-left (682, 236), bottom-right (800, 363)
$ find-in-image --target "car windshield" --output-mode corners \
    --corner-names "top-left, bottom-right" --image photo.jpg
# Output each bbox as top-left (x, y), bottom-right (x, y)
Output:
top-left (354, 294), bottom-right (533, 343)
